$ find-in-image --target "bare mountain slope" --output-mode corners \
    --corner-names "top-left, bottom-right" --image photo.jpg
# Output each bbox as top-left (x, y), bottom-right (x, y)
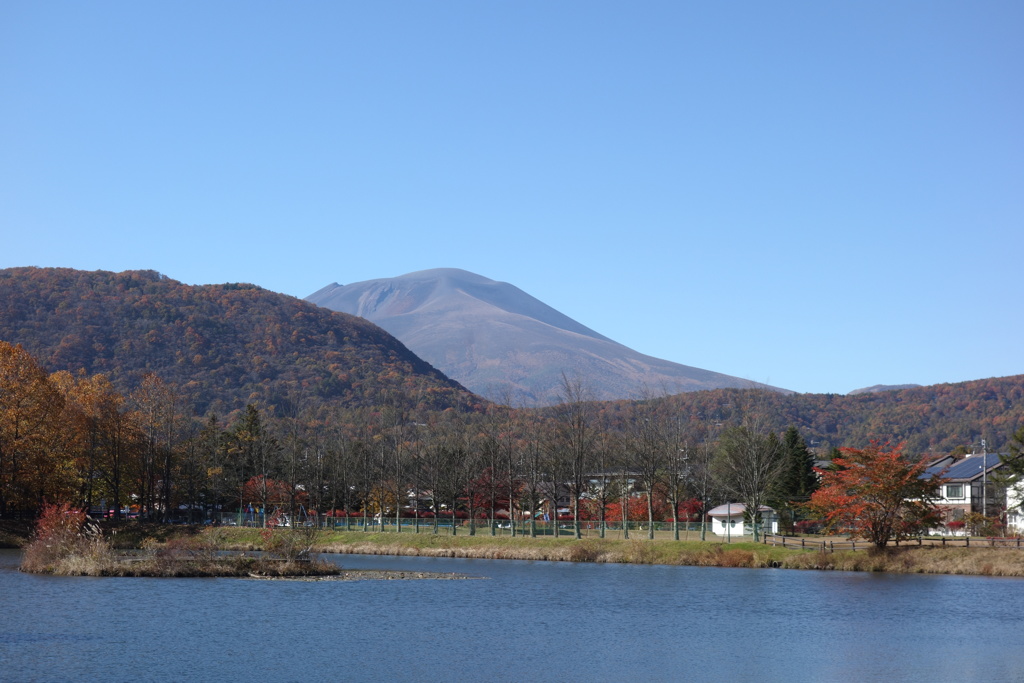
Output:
top-left (307, 268), bottom-right (784, 405)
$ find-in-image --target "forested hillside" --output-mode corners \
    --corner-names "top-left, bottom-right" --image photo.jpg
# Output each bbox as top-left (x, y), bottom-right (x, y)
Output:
top-left (1, 267), bottom-right (1020, 455)
top-left (0, 267), bottom-right (479, 416)
top-left (607, 377), bottom-right (1024, 455)
top-left (1, 268), bottom-right (1021, 526)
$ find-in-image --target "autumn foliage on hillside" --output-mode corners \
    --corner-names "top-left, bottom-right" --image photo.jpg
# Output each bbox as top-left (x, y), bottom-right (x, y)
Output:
top-left (2, 267), bottom-right (1021, 455)
top-left (602, 377), bottom-right (1024, 456)
top-left (0, 267), bottom-right (478, 416)
top-left (3, 266), bottom-right (1023, 542)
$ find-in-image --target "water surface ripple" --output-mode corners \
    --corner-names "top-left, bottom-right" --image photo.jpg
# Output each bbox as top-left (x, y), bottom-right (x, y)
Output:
top-left (2, 549), bottom-right (1020, 682)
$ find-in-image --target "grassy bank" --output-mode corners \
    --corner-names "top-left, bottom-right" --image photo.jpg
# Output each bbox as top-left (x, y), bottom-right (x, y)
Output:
top-left (205, 528), bottom-right (1024, 577)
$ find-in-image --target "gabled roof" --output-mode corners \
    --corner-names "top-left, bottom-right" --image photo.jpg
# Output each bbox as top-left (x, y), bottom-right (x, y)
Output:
top-left (923, 452), bottom-right (1003, 482)
top-left (707, 503), bottom-right (775, 517)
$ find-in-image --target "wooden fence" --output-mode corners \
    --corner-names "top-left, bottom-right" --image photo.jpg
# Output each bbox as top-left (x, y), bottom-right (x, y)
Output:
top-left (762, 533), bottom-right (1024, 552)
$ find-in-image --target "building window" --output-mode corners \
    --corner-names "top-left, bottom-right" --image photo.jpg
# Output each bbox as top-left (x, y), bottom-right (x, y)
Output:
top-left (946, 484), bottom-right (964, 499)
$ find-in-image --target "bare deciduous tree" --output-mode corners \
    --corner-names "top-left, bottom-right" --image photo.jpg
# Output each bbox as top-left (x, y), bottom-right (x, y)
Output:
top-left (713, 419), bottom-right (785, 542)
top-left (548, 373), bottom-right (598, 539)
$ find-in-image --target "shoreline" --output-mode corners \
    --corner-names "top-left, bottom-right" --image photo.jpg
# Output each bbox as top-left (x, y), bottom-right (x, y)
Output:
top-left (297, 531), bottom-right (1024, 577)
top-left (9, 522), bottom-right (1024, 578)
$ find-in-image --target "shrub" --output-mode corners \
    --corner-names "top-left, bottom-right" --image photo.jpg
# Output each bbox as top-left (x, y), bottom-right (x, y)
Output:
top-left (719, 549), bottom-right (756, 568)
top-left (260, 525), bottom-right (322, 562)
top-left (21, 503), bottom-right (111, 574)
top-left (964, 513), bottom-right (1000, 537)
top-left (794, 520), bottom-right (822, 535)
top-left (946, 520), bottom-right (966, 534)
top-left (154, 535), bottom-right (220, 564)
top-left (568, 540), bottom-right (603, 563)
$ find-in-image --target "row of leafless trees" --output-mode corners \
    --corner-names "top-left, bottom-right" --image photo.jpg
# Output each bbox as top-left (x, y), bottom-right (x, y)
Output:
top-left (3, 341), bottom-right (800, 538)
top-left (165, 375), bottom-right (798, 541)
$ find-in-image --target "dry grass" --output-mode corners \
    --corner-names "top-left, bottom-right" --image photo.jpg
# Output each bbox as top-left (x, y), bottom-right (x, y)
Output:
top-left (21, 520), bottom-right (340, 578)
top-left (20, 509), bottom-right (110, 574)
top-left (263, 530), bottom-right (1024, 576)
top-left (30, 551), bottom-right (341, 578)
top-left (276, 531), bottom-right (793, 569)
top-left (777, 545), bottom-right (1024, 576)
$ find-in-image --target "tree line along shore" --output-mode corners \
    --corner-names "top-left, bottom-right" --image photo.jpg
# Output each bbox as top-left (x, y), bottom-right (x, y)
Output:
top-left (5, 338), bottom-right (1024, 561)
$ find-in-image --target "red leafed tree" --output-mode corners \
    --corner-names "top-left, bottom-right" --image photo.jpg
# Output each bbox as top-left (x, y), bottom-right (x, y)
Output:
top-left (806, 441), bottom-right (945, 549)
top-left (676, 498), bottom-right (703, 523)
top-left (242, 475), bottom-right (293, 509)
top-left (604, 494), bottom-right (668, 523)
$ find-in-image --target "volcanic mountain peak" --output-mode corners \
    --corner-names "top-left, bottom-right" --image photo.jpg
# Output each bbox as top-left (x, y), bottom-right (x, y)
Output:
top-left (308, 269), bottom-right (785, 406)
top-left (309, 268), bottom-right (610, 342)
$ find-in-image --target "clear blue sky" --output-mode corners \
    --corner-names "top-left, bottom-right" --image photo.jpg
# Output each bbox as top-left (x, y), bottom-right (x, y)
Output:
top-left (2, 2), bottom-right (1021, 395)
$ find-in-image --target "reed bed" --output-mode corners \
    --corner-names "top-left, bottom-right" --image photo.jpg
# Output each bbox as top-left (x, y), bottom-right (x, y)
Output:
top-left (777, 546), bottom-right (1024, 576)
top-left (25, 552), bottom-right (339, 578)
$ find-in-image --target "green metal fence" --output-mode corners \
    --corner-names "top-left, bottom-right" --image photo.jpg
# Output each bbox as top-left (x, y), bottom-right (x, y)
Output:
top-left (211, 512), bottom-right (767, 540)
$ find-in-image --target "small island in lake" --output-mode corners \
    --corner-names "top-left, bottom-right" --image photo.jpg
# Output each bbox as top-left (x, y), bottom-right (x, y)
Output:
top-left (19, 504), bottom-right (339, 578)
top-left (19, 504), bottom-right (472, 581)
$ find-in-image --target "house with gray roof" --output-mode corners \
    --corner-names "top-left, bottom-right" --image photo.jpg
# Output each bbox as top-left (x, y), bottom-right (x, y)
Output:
top-left (922, 452), bottom-right (1005, 531)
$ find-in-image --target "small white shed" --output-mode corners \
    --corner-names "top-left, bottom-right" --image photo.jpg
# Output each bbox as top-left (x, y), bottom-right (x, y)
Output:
top-left (707, 503), bottom-right (778, 537)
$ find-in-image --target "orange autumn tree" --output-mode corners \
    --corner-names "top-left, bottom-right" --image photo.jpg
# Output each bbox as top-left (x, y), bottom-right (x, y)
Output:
top-left (807, 441), bottom-right (945, 549)
top-left (0, 342), bottom-right (72, 514)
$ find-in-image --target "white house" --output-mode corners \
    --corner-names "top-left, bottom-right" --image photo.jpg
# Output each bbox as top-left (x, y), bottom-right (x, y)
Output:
top-left (707, 503), bottom-right (778, 537)
top-left (1005, 480), bottom-right (1024, 535)
top-left (922, 452), bottom-right (1005, 533)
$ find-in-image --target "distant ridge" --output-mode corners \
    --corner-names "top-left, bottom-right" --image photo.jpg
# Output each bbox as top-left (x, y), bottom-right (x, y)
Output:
top-left (307, 268), bottom-right (787, 405)
top-left (616, 374), bottom-right (1024, 455)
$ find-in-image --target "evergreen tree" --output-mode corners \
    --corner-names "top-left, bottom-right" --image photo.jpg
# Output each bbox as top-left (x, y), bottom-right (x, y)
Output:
top-left (779, 426), bottom-right (818, 501)
top-left (770, 426), bottom-right (818, 534)
top-left (227, 404), bottom-right (281, 524)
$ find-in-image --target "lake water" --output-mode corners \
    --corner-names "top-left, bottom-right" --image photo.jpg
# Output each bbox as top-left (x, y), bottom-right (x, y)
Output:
top-left (2, 548), bottom-right (1023, 682)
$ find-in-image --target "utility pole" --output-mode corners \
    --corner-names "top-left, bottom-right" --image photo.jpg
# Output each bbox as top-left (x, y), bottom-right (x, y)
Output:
top-left (982, 439), bottom-right (988, 518)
